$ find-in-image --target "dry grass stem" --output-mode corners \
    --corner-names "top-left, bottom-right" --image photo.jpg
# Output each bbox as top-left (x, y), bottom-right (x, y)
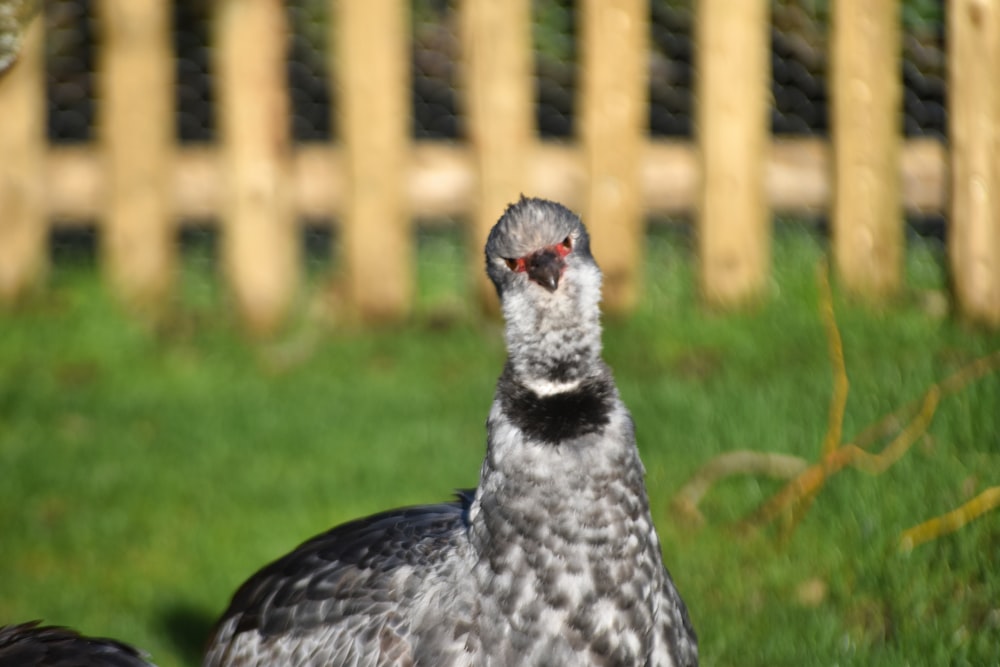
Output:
top-left (673, 258), bottom-right (1000, 542)
top-left (899, 486), bottom-right (1000, 551)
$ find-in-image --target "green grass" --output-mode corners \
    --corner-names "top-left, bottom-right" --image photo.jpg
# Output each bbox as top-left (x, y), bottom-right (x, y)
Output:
top-left (2, 226), bottom-right (998, 666)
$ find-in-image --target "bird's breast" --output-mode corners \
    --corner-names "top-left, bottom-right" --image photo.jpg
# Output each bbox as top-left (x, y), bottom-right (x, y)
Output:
top-left (468, 469), bottom-right (663, 664)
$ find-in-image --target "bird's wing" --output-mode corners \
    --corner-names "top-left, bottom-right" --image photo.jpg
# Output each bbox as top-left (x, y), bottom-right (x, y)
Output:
top-left (0, 621), bottom-right (156, 667)
top-left (204, 494), bottom-right (474, 667)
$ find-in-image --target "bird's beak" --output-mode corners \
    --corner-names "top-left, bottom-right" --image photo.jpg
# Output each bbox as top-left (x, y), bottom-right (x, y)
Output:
top-left (526, 248), bottom-right (565, 292)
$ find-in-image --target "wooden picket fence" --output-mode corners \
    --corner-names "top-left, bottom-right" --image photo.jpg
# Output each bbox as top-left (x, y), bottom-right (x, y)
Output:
top-left (0, 0), bottom-right (998, 333)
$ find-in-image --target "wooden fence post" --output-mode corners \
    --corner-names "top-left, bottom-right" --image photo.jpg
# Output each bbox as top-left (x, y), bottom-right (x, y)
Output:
top-left (0, 16), bottom-right (44, 304)
top-left (579, 0), bottom-right (647, 314)
top-left (334, 0), bottom-right (411, 321)
top-left (830, 0), bottom-right (903, 298)
top-left (215, 0), bottom-right (298, 334)
top-left (949, 0), bottom-right (1000, 326)
top-left (695, 0), bottom-right (771, 306)
top-left (98, 0), bottom-right (174, 311)
top-left (460, 0), bottom-right (533, 309)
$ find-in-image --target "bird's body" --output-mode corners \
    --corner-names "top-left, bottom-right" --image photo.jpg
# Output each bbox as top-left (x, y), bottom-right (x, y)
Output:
top-left (0, 621), bottom-right (156, 667)
top-left (204, 197), bottom-right (697, 667)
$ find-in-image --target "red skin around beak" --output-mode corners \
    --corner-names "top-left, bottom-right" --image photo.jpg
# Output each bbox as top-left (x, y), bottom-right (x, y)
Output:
top-left (507, 239), bottom-right (572, 292)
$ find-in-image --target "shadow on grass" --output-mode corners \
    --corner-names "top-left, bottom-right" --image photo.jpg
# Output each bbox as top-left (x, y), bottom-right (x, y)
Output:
top-left (158, 602), bottom-right (217, 666)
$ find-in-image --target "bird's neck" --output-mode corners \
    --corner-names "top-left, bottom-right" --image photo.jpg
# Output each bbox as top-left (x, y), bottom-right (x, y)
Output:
top-left (503, 304), bottom-right (604, 393)
top-left (472, 367), bottom-right (658, 568)
top-left (467, 316), bottom-right (666, 658)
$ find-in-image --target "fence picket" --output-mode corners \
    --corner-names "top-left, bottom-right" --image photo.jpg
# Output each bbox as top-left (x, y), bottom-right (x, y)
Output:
top-left (334, 0), bottom-right (411, 321)
top-left (696, 0), bottom-right (771, 305)
top-left (0, 18), bottom-right (45, 303)
top-left (949, 0), bottom-right (1000, 326)
top-left (580, 0), bottom-right (647, 314)
top-left (460, 0), bottom-right (533, 310)
top-left (98, 0), bottom-right (174, 311)
top-left (831, 0), bottom-right (903, 298)
top-left (215, 0), bottom-right (298, 334)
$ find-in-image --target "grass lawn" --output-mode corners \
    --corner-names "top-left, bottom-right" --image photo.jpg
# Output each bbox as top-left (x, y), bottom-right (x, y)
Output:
top-left (1, 225), bottom-right (998, 666)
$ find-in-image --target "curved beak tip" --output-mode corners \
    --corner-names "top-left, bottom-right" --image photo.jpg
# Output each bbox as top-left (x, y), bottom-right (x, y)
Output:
top-left (526, 249), bottom-right (564, 292)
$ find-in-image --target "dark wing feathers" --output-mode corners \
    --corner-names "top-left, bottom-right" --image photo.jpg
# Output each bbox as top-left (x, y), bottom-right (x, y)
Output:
top-left (0, 622), bottom-right (155, 667)
top-left (217, 496), bottom-right (471, 642)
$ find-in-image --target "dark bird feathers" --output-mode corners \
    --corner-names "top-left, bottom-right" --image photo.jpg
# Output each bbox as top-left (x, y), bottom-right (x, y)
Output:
top-left (0, 622), bottom-right (156, 667)
top-left (224, 492), bottom-right (474, 640)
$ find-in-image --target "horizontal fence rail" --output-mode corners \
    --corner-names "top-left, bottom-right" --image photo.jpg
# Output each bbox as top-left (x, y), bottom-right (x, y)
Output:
top-left (37, 140), bottom-right (947, 223)
top-left (0, 0), bottom-right (997, 332)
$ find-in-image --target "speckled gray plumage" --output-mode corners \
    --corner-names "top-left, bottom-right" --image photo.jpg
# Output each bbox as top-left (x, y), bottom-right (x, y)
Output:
top-left (204, 196), bottom-right (698, 667)
top-left (0, 622), bottom-right (156, 667)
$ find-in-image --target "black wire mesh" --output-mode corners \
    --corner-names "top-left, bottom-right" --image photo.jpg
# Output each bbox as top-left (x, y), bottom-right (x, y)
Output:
top-left (44, 0), bottom-right (946, 143)
top-left (46, 0), bottom-right (95, 142)
top-left (174, 1), bottom-right (214, 142)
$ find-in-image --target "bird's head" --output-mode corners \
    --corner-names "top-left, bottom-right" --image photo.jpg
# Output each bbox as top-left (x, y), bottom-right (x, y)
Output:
top-left (485, 197), bottom-right (604, 380)
top-left (485, 196), bottom-right (601, 302)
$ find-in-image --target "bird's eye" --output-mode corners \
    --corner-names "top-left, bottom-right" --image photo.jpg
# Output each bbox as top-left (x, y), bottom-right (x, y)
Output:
top-left (504, 258), bottom-right (519, 271)
top-left (554, 235), bottom-right (573, 258)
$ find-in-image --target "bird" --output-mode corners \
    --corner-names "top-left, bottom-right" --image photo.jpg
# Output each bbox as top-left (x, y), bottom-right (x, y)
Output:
top-left (203, 196), bottom-right (698, 667)
top-left (0, 621), bottom-right (156, 667)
